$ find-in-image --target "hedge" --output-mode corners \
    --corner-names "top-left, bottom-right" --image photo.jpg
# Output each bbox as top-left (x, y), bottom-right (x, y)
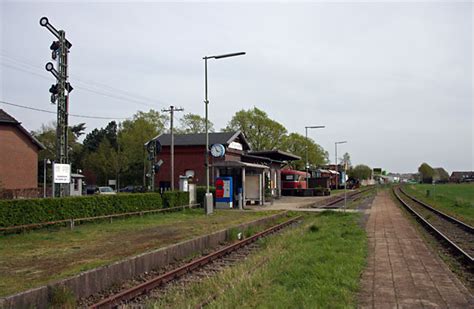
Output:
top-left (0, 193), bottom-right (165, 227)
top-left (162, 191), bottom-right (189, 208)
top-left (196, 186), bottom-right (216, 207)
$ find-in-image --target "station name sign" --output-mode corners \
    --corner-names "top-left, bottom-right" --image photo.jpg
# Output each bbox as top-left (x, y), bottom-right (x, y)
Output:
top-left (53, 163), bottom-right (71, 184)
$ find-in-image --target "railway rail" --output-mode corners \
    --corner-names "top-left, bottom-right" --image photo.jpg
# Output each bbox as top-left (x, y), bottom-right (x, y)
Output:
top-left (393, 186), bottom-right (474, 265)
top-left (318, 186), bottom-right (375, 208)
top-left (89, 215), bottom-right (302, 309)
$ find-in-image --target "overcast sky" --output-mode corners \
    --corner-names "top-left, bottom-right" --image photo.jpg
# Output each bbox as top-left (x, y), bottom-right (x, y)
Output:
top-left (1, 1), bottom-right (472, 173)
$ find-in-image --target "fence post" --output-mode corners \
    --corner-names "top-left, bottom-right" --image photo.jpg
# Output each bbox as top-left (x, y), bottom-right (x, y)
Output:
top-left (69, 219), bottom-right (74, 230)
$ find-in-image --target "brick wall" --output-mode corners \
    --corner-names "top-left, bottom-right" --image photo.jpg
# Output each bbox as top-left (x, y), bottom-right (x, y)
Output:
top-left (0, 124), bottom-right (39, 190)
top-left (154, 145), bottom-right (240, 189)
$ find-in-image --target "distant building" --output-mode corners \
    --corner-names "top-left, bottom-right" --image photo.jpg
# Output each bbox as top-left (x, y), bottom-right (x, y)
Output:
top-left (450, 171), bottom-right (474, 183)
top-left (0, 109), bottom-right (44, 191)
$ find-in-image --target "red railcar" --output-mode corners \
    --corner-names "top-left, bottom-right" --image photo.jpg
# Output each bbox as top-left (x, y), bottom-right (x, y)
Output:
top-left (281, 169), bottom-right (309, 195)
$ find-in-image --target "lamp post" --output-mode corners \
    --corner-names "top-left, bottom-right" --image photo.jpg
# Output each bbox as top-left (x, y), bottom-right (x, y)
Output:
top-left (305, 126), bottom-right (325, 189)
top-left (43, 159), bottom-right (51, 198)
top-left (203, 51), bottom-right (245, 214)
top-left (334, 141), bottom-right (347, 171)
top-left (335, 141), bottom-right (348, 211)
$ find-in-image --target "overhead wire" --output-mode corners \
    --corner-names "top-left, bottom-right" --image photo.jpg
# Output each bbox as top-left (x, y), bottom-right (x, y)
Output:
top-left (0, 100), bottom-right (128, 120)
top-left (0, 51), bottom-right (166, 109)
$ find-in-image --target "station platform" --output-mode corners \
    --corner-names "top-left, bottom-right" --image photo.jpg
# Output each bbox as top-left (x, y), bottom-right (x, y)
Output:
top-left (358, 191), bottom-right (473, 308)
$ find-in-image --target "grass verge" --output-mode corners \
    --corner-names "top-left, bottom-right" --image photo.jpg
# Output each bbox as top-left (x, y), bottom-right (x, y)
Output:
top-left (150, 211), bottom-right (367, 308)
top-left (0, 209), bottom-right (281, 297)
top-left (403, 183), bottom-right (474, 225)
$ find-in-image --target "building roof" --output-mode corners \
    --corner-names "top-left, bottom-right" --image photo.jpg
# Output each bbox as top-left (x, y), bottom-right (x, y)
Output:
top-left (148, 131), bottom-right (250, 150)
top-left (0, 109), bottom-right (45, 150)
top-left (212, 160), bottom-right (269, 170)
top-left (248, 150), bottom-right (301, 161)
top-left (450, 171), bottom-right (474, 178)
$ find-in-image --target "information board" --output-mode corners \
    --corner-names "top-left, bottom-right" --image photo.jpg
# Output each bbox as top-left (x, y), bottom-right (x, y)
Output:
top-left (53, 163), bottom-right (71, 184)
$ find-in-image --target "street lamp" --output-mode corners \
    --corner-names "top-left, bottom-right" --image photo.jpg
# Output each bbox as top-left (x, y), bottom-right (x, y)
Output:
top-left (335, 141), bottom-right (348, 211)
top-left (305, 125), bottom-right (325, 189)
top-left (203, 51), bottom-right (246, 214)
top-left (43, 159), bottom-right (51, 198)
top-left (335, 141), bottom-right (347, 170)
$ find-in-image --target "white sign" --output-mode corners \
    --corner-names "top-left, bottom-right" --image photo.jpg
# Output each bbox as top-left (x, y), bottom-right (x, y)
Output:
top-left (53, 163), bottom-right (71, 184)
top-left (108, 179), bottom-right (116, 186)
top-left (228, 141), bottom-right (243, 151)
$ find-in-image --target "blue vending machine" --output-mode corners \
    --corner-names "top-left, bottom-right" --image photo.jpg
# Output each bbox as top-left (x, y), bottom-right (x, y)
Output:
top-left (215, 176), bottom-right (233, 209)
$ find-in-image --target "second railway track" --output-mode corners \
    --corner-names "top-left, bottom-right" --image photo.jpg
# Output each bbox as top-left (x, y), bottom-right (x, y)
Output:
top-left (88, 215), bottom-right (302, 309)
top-left (393, 186), bottom-right (474, 265)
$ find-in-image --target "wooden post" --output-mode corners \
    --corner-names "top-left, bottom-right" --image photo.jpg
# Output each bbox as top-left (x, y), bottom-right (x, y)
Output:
top-left (69, 219), bottom-right (74, 230)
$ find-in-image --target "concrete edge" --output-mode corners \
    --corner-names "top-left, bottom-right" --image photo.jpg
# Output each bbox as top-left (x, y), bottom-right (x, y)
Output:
top-left (0, 211), bottom-right (288, 309)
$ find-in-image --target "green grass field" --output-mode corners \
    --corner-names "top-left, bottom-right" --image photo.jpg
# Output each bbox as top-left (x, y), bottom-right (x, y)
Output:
top-left (150, 212), bottom-right (367, 308)
top-left (403, 183), bottom-right (474, 225)
top-left (0, 209), bottom-right (280, 297)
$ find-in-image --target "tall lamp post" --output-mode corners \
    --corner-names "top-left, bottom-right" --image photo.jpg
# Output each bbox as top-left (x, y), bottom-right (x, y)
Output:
top-left (305, 125), bottom-right (325, 189)
top-left (335, 141), bottom-right (348, 211)
top-left (203, 51), bottom-right (246, 214)
top-left (334, 141), bottom-right (347, 171)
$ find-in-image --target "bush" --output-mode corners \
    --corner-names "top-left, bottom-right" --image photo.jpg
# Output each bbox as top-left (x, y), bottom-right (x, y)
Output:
top-left (162, 191), bottom-right (189, 208)
top-left (196, 186), bottom-right (215, 207)
top-left (0, 193), bottom-right (163, 227)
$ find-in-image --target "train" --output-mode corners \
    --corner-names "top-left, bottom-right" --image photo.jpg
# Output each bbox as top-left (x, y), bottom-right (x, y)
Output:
top-left (281, 169), bottom-right (359, 196)
top-left (281, 169), bottom-right (331, 196)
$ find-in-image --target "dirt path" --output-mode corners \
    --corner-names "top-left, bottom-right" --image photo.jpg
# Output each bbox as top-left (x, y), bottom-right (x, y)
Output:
top-left (358, 191), bottom-right (474, 308)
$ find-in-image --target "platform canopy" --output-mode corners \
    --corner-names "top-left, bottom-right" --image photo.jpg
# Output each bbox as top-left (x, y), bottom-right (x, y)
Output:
top-left (212, 160), bottom-right (269, 170)
top-left (247, 150), bottom-right (301, 162)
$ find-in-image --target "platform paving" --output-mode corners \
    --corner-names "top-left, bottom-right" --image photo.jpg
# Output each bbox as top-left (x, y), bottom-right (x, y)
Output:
top-left (358, 190), bottom-right (474, 309)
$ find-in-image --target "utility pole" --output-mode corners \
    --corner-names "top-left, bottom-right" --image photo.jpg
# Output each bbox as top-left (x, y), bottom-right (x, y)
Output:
top-left (41, 17), bottom-right (72, 197)
top-left (162, 106), bottom-right (183, 191)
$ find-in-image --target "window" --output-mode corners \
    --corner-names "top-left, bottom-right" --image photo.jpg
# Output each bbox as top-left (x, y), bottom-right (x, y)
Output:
top-left (285, 175), bottom-right (295, 181)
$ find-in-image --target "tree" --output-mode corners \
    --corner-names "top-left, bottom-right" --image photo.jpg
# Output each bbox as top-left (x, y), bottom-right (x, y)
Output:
top-left (177, 113), bottom-right (214, 134)
top-left (433, 168), bottom-right (449, 182)
top-left (418, 163), bottom-right (434, 183)
top-left (280, 133), bottom-right (328, 170)
top-left (31, 122), bottom-right (83, 169)
top-left (349, 164), bottom-right (372, 180)
top-left (33, 122), bottom-right (84, 179)
top-left (118, 110), bottom-right (167, 186)
top-left (82, 139), bottom-right (116, 185)
top-left (224, 107), bottom-right (287, 150)
top-left (70, 123), bottom-right (86, 139)
top-left (341, 152), bottom-right (351, 169)
top-left (83, 121), bottom-right (118, 153)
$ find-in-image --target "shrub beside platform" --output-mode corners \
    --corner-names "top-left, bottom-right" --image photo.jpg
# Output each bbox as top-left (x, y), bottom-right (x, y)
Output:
top-left (0, 192), bottom-right (188, 228)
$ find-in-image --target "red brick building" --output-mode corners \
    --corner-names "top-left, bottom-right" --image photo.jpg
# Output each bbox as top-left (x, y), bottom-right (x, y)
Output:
top-left (151, 131), bottom-right (250, 189)
top-left (148, 131), bottom-right (300, 205)
top-left (0, 109), bottom-right (44, 190)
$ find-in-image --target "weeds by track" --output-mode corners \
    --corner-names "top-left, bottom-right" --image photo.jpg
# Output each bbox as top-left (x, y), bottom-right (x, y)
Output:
top-left (87, 215), bottom-right (302, 308)
top-left (393, 186), bottom-right (474, 265)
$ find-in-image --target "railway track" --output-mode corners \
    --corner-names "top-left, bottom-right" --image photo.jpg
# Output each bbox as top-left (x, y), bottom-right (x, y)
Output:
top-left (393, 186), bottom-right (474, 265)
top-left (88, 215), bottom-right (302, 309)
top-left (318, 187), bottom-right (375, 209)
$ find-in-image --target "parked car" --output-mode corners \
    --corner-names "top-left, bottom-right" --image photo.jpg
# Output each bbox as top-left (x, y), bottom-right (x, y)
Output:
top-left (86, 185), bottom-right (97, 195)
top-left (119, 185), bottom-right (145, 193)
top-left (96, 186), bottom-right (116, 195)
